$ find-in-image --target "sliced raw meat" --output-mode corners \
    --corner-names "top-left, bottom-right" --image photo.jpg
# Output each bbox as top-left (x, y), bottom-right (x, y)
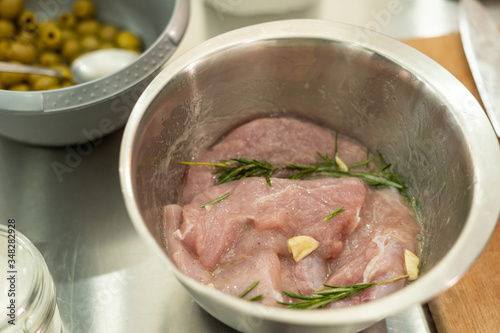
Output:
top-left (212, 250), bottom-right (283, 306)
top-left (170, 177), bottom-right (367, 270)
top-left (181, 118), bottom-right (369, 204)
top-left (291, 255), bottom-right (327, 296)
top-left (163, 205), bottom-right (211, 283)
top-left (322, 187), bottom-right (420, 307)
top-left (163, 118), bottom-right (421, 309)
top-left (220, 227), bottom-right (289, 266)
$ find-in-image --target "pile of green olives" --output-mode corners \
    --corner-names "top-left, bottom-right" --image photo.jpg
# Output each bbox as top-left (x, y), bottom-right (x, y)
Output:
top-left (0, 0), bottom-right (143, 91)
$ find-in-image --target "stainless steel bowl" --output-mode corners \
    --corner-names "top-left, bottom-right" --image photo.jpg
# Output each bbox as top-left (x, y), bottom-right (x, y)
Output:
top-left (0, 0), bottom-right (189, 146)
top-left (119, 20), bottom-right (500, 332)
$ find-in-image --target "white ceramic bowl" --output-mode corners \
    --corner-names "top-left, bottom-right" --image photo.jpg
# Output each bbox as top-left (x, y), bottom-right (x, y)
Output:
top-left (119, 20), bottom-right (500, 332)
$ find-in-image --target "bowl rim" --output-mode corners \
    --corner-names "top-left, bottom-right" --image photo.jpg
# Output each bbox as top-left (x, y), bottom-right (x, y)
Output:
top-left (119, 19), bottom-right (500, 326)
top-left (0, 0), bottom-right (189, 114)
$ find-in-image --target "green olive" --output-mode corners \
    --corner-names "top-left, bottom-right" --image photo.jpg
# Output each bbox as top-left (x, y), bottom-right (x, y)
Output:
top-left (0, 0), bottom-right (24, 20)
top-left (38, 21), bottom-right (55, 34)
top-left (8, 41), bottom-right (37, 64)
top-left (81, 34), bottom-right (99, 52)
top-left (99, 24), bottom-right (118, 43)
top-left (32, 75), bottom-right (60, 91)
top-left (0, 38), bottom-right (10, 60)
top-left (17, 10), bottom-right (36, 27)
top-left (98, 41), bottom-right (114, 49)
top-left (40, 23), bottom-right (63, 50)
top-left (37, 20), bottom-right (50, 32)
top-left (44, 84), bottom-right (61, 90)
top-left (57, 12), bottom-right (76, 29)
top-left (9, 83), bottom-right (29, 91)
top-left (61, 39), bottom-right (82, 61)
top-left (28, 73), bottom-right (45, 86)
top-left (1, 72), bottom-right (28, 87)
top-left (17, 28), bottom-right (37, 44)
top-left (61, 80), bottom-right (73, 88)
top-left (60, 28), bottom-right (77, 43)
top-left (116, 31), bottom-right (141, 51)
top-left (50, 64), bottom-right (71, 80)
top-left (35, 37), bottom-right (44, 53)
top-left (0, 63), bottom-right (28, 87)
top-left (39, 51), bottom-right (62, 66)
top-left (77, 19), bottom-right (100, 35)
top-left (0, 19), bottom-right (14, 38)
top-left (73, 0), bottom-right (95, 20)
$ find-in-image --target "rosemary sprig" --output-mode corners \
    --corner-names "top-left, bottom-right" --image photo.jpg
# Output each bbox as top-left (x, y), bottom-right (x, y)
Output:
top-left (239, 281), bottom-right (263, 302)
top-left (183, 159), bottom-right (276, 187)
top-left (182, 141), bottom-right (408, 198)
top-left (200, 192), bottom-right (231, 208)
top-left (323, 206), bottom-right (345, 221)
top-left (184, 153), bottom-right (407, 196)
top-left (278, 275), bottom-right (408, 310)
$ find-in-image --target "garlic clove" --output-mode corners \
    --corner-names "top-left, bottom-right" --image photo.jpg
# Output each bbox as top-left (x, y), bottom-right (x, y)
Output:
top-left (335, 154), bottom-right (349, 172)
top-left (404, 249), bottom-right (419, 280)
top-left (288, 235), bottom-right (319, 262)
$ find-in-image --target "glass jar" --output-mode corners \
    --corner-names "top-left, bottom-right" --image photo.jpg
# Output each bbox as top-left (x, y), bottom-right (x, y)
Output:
top-left (0, 223), bottom-right (62, 332)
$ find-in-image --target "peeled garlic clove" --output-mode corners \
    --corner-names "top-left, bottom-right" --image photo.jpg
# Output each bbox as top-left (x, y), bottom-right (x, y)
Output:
top-left (405, 249), bottom-right (419, 280)
top-left (288, 235), bottom-right (319, 262)
top-left (335, 154), bottom-right (349, 172)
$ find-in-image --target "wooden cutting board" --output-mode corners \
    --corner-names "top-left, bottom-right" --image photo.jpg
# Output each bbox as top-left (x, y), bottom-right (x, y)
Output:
top-left (403, 33), bottom-right (500, 333)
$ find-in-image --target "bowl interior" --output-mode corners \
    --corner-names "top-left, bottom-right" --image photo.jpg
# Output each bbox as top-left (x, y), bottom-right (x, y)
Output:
top-left (121, 21), bottom-right (499, 330)
top-left (134, 38), bottom-right (472, 270)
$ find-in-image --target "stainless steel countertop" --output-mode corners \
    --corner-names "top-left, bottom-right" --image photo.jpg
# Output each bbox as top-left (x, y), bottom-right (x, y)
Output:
top-left (3, 0), bottom-right (496, 331)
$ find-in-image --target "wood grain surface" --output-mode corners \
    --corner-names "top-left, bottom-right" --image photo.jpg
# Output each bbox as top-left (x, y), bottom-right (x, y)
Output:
top-left (403, 33), bottom-right (500, 333)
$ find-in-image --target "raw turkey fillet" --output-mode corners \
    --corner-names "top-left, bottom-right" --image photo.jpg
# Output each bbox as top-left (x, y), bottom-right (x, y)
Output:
top-left (175, 177), bottom-right (366, 269)
top-left (180, 117), bottom-right (369, 204)
top-left (321, 187), bottom-right (420, 307)
top-left (163, 117), bottom-right (420, 308)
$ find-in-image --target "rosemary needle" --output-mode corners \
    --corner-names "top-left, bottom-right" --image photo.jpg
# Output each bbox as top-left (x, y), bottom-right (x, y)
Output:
top-left (239, 281), bottom-right (260, 298)
top-left (323, 206), bottom-right (345, 221)
top-left (247, 295), bottom-right (264, 302)
top-left (200, 192), bottom-right (231, 208)
top-left (184, 159), bottom-right (275, 187)
top-left (239, 281), bottom-right (263, 302)
top-left (348, 157), bottom-right (373, 169)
